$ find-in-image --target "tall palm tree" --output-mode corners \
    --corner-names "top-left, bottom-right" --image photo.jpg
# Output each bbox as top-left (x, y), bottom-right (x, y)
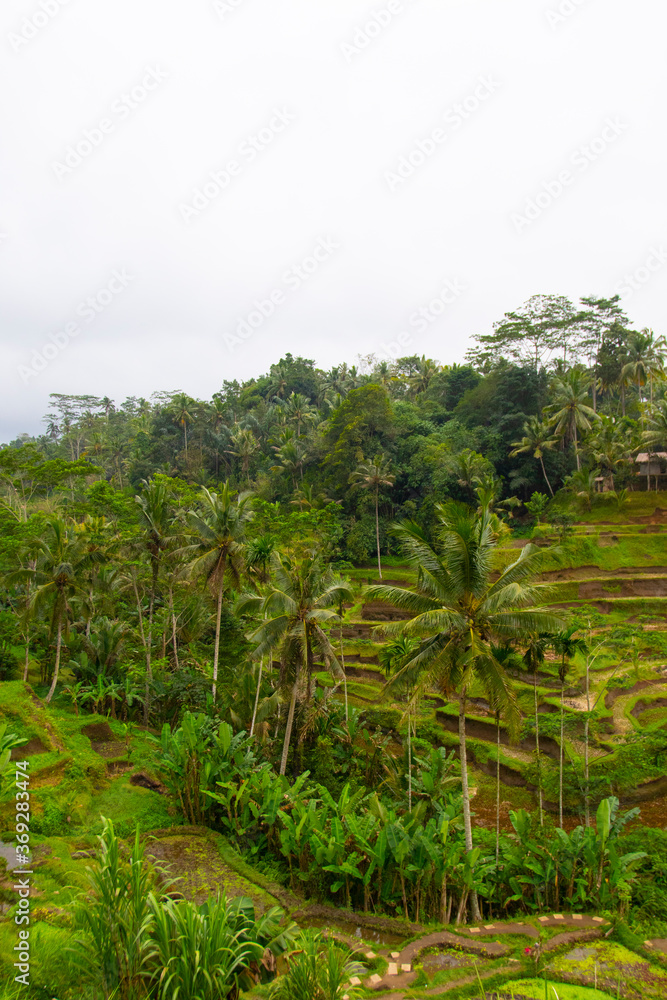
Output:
top-left (366, 503), bottom-right (562, 920)
top-left (349, 456), bottom-right (395, 580)
top-left (547, 370), bottom-right (598, 471)
top-left (622, 329), bottom-right (666, 414)
top-left (283, 392), bottom-right (316, 439)
top-left (172, 393), bottom-right (194, 457)
top-left (379, 636), bottom-right (421, 810)
top-left (510, 417), bottom-right (559, 496)
top-left (25, 518), bottom-right (100, 702)
top-left (586, 416), bottom-right (632, 491)
top-left (237, 553), bottom-right (352, 775)
top-left (135, 479), bottom-right (175, 722)
top-left (642, 398), bottom-right (667, 490)
top-left (521, 633), bottom-right (551, 827)
top-left (408, 356), bottom-right (440, 398)
top-left (227, 426), bottom-right (259, 484)
top-left (551, 628), bottom-right (588, 828)
top-left (179, 485), bottom-right (254, 701)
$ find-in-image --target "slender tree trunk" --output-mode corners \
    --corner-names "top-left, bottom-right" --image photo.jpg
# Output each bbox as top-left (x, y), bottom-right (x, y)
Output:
top-left (407, 701), bottom-right (412, 812)
top-left (45, 619), bottom-right (62, 704)
top-left (132, 573), bottom-right (146, 648)
top-left (540, 455), bottom-right (554, 496)
top-left (212, 583), bottom-right (223, 702)
top-left (23, 625), bottom-right (30, 683)
top-left (496, 713), bottom-right (501, 869)
top-left (574, 421), bottom-right (580, 471)
top-left (280, 666), bottom-right (299, 776)
top-left (584, 654), bottom-right (591, 828)
top-left (144, 593), bottom-right (153, 725)
top-left (250, 656), bottom-right (263, 737)
top-left (340, 624), bottom-right (348, 723)
top-left (560, 672), bottom-right (565, 829)
top-left (169, 587), bottom-right (179, 670)
top-left (621, 381), bottom-right (626, 417)
top-left (534, 671), bottom-right (543, 827)
top-left (375, 486), bottom-right (382, 581)
top-left (458, 690), bottom-right (481, 921)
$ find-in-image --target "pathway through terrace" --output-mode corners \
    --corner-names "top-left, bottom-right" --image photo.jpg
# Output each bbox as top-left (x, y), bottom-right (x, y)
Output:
top-left (323, 912), bottom-right (667, 996)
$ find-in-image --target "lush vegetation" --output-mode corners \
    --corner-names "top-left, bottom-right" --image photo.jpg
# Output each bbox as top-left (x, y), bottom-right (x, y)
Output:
top-left (3, 294), bottom-right (667, 997)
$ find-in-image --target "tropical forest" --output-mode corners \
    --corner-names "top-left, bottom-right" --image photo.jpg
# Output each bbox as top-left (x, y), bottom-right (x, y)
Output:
top-left (3, 293), bottom-right (667, 1000)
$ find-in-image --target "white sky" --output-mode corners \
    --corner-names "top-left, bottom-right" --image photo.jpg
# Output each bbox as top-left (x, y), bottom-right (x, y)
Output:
top-left (1, 0), bottom-right (666, 442)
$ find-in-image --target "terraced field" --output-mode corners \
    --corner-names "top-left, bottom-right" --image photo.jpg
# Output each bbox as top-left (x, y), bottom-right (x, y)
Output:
top-left (327, 495), bottom-right (667, 827)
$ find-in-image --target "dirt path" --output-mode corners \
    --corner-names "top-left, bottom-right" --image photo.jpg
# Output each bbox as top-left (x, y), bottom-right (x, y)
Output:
top-left (359, 914), bottom-right (611, 995)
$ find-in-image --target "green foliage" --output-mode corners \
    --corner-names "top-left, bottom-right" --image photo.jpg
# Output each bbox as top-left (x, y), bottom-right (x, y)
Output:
top-left (148, 713), bottom-right (258, 824)
top-left (269, 930), bottom-right (365, 1000)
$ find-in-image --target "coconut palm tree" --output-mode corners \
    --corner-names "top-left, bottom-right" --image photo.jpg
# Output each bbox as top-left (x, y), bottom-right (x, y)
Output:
top-left (521, 633), bottom-right (551, 827)
top-left (135, 479), bottom-right (176, 722)
top-left (586, 416), bottom-right (632, 491)
top-left (547, 370), bottom-right (598, 471)
top-left (179, 485), bottom-right (254, 701)
top-left (408, 356), bottom-right (440, 398)
top-left (366, 503), bottom-right (562, 920)
top-left (172, 393), bottom-right (194, 457)
top-left (510, 417), bottom-right (559, 496)
top-left (227, 427), bottom-right (259, 484)
top-left (25, 517), bottom-right (101, 702)
top-left (379, 636), bottom-right (421, 810)
top-left (622, 329), bottom-right (666, 414)
top-left (349, 456), bottom-right (395, 580)
top-left (551, 628), bottom-right (588, 827)
top-left (237, 553), bottom-right (352, 776)
top-left (282, 392), bottom-right (316, 439)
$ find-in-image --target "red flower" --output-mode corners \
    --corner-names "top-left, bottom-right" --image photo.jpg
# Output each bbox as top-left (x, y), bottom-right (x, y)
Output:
top-left (524, 947), bottom-right (532, 955)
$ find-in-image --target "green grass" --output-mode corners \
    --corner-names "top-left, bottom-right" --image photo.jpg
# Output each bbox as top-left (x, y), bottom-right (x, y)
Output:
top-left (502, 979), bottom-right (616, 999)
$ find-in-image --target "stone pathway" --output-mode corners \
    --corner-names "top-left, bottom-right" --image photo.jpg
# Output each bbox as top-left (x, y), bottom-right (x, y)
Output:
top-left (344, 913), bottom-right (613, 996)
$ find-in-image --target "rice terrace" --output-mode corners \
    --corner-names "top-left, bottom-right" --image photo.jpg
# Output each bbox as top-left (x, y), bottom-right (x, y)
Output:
top-left (1, 326), bottom-right (667, 999)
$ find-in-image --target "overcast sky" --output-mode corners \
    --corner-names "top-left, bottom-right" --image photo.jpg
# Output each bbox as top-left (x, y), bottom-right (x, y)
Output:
top-left (1, 0), bottom-right (665, 443)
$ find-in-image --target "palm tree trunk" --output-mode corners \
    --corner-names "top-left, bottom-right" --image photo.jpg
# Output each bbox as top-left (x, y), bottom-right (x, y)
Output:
top-left (45, 619), bottom-right (62, 704)
top-left (584, 653), bottom-right (591, 828)
top-left (212, 583), bottom-right (223, 702)
top-left (574, 421), bottom-right (580, 471)
top-left (560, 673), bottom-right (565, 829)
top-left (144, 593), bottom-right (153, 725)
top-left (250, 656), bottom-right (263, 737)
top-left (23, 625), bottom-right (30, 683)
top-left (340, 625), bottom-right (348, 723)
top-left (458, 690), bottom-right (481, 921)
top-left (375, 486), bottom-right (382, 581)
top-left (280, 666), bottom-right (299, 776)
top-left (407, 702), bottom-right (412, 812)
top-left (496, 714), bottom-right (501, 869)
top-left (534, 671), bottom-right (543, 827)
top-left (539, 455), bottom-right (554, 496)
top-left (169, 587), bottom-right (179, 670)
